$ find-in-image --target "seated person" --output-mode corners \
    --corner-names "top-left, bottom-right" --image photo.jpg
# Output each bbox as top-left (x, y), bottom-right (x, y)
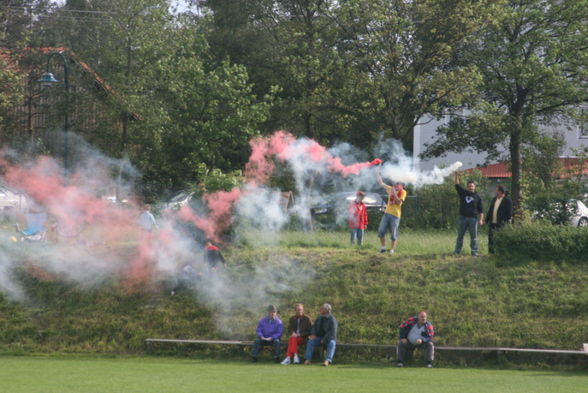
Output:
top-left (280, 303), bottom-right (312, 365)
top-left (304, 303), bottom-right (337, 367)
top-left (251, 304), bottom-right (283, 363)
top-left (396, 311), bottom-right (435, 368)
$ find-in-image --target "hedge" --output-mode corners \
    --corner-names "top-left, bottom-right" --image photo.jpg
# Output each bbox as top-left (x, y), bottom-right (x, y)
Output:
top-left (494, 221), bottom-right (588, 265)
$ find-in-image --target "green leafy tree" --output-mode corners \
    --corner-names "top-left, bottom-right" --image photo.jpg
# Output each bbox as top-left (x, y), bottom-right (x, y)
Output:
top-left (200, 0), bottom-right (368, 144)
top-left (132, 27), bottom-right (274, 190)
top-left (423, 0), bottom-right (588, 213)
top-left (0, 55), bottom-right (24, 144)
top-left (330, 0), bottom-right (499, 149)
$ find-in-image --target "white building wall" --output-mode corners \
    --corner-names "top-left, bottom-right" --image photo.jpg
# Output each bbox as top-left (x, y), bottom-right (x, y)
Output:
top-left (414, 109), bottom-right (588, 172)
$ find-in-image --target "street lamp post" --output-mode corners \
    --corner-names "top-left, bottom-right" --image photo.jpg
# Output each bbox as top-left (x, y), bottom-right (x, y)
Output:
top-left (38, 51), bottom-right (70, 176)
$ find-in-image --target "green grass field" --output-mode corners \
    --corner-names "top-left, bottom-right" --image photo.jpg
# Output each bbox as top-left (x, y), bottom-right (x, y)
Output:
top-left (1, 355), bottom-right (586, 393)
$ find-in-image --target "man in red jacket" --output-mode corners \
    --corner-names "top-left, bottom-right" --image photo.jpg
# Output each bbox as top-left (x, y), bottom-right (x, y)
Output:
top-left (348, 191), bottom-right (368, 246)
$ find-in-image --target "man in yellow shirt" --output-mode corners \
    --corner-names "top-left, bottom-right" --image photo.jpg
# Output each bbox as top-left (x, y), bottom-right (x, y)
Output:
top-left (377, 169), bottom-right (407, 254)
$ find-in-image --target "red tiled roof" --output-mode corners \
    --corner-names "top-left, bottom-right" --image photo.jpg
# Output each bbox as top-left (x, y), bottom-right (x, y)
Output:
top-left (463, 158), bottom-right (588, 179)
top-left (462, 162), bottom-right (511, 178)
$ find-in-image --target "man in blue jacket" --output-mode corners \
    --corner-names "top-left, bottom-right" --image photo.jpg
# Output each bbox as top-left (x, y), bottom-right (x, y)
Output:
top-left (251, 304), bottom-right (283, 363)
top-left (396, 311), bottom-right (435, 368)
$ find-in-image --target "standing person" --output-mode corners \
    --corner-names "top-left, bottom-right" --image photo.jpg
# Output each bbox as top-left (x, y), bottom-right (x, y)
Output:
top-left (453, 173), bottom-right (484, 256)
top-left (485, 185), bottom-right (513, 254)
top-left (138, 203), bottom-right (158, 233)
top-left (396, 311), bottom-right (435, 368)
top-left (348, 191), bottom-right (368, 246)
top-left (304, 303), bottom-right (337, 366)
top-left (377, 168), bottom-right (407, 254)
top-left (251, 305), bottom-right (283, 363)
top-left (204, 240), bottom-right (226, 268)
top-left (280, 303), bottom-right (313, 365)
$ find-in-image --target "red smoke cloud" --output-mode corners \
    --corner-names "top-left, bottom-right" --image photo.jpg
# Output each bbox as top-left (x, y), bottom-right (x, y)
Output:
top-left (179, 130), bottom-right (380, 241)
top-left (0, 131), bottom-right (380, 283)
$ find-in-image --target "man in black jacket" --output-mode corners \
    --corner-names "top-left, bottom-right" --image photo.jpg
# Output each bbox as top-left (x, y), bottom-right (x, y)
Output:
top-left (304, 303), bottom-right (337, 366)
top-left (453, 173), bottom-right (484, 256)
top-left (485, 185), bottom-right (513, 254)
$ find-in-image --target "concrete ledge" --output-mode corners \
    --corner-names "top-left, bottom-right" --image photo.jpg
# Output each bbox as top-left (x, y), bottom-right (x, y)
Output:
top-left (145, 338), bottom-right (587, 355)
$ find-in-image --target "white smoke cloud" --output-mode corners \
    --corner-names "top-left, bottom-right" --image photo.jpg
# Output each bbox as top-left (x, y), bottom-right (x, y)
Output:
top-left (0, 132), bottom-right (465, 338)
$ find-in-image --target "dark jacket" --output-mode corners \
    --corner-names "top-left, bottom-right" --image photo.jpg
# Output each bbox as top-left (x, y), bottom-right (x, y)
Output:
top-left (287, 315), bottom-right (313, 339)
top-left (399, 316), bottom-right (435, 343)
top-left (455, 184), bottom-right (483, 218)
top-left (205, 245), bottom-right (225, 267)
top-left (485, 196), bottom-right (513, 226)
top-left (311, 314), bottom-right (337, 342)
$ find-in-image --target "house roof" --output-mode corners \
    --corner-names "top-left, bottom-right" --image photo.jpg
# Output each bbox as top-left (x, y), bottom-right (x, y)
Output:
top-left (463, 158), bottom-right (588, 179)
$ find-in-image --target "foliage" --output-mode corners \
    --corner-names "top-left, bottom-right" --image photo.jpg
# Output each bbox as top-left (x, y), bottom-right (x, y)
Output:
top-left (0, 55), bottom-right (24, 142)
top-left (494, 221), bottom-right (588, 264)
top-left (201, 0), bottom-right (497, 148)
top-left (330, 0), bottom-right (498, 147)
top-left (193, 164), bottom-right (244, 195)
top-left (521, 134), bottom-right (564, 194)
top-left (144, 46), bottom-right (274, 189)
top-left (423, 0), bottom-right (588, 213)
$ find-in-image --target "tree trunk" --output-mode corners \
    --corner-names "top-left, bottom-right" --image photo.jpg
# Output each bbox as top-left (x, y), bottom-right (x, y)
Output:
top-left (510, 123), bottom-right (522, 218)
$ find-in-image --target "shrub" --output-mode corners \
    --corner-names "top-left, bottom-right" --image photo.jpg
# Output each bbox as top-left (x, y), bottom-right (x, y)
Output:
top-left (494, 221), bottom-right (588, 264)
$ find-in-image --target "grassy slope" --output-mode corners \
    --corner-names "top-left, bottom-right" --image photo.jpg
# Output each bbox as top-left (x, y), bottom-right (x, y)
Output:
top-left (0, 230), bottom-right (587, 362)
top-left (1, 355), bottom-right (587, 393)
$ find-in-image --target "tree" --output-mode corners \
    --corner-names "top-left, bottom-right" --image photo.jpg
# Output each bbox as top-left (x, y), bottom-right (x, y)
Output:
top-left (0, 54), bottom-right (24, 144)
top-left (331, 0), bottom-right (498, 149)
top-left (202, 0), bottom-right (361, 143)
top-left (423, 0), bottom-right (588, 213)
top-left (138, 27), bottom-right (274, 189)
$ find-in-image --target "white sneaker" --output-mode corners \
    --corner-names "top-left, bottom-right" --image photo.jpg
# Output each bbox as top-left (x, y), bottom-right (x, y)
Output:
top-left (280, 357), bottom-right (291, 365)
top-left (390, 249), bottom-right (395, 254)
top-left (379, 247), bottom-right (387, 253)
top-left (293, 354), bottom-right (301, 364)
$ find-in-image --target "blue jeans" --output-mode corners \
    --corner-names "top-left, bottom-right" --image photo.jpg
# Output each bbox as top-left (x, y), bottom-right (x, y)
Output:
top-left (251, 338), bottom-right (281, 359)
top-left (350, 229), bottom-right (364, 245)
top-left (455, 216), bottom-right (478, 255)
top-left (305, 337), bottom-right (336, 363)
top-left (378, 213), bottom-right (400, 240)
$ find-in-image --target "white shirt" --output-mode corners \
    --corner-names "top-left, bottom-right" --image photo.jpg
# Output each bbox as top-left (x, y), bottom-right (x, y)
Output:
top-left (139, 211), bottom-right (157, 231)
top-left (492, 197), bottom-right (503, 224)
top-left (408, 323), bottom-right (426, 345)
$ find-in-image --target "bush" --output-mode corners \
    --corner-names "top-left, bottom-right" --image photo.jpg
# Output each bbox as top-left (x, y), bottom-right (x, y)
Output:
top-left (494, 221), bottom-right (588, 264)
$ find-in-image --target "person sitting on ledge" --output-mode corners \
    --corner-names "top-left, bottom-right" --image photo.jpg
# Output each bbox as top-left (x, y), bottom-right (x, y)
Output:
top-left (396, 311), bottom-right (435, 368)
top-left (304, 303), bottom-right (337, 367)
top-left (281, 303), bottom-right (312, 365)
top-left (251, 304), bottom-right (283, 363)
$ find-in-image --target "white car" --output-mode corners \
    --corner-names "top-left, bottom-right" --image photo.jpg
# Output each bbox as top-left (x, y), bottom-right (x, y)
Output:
top-left (0, 185), bottom-right (27, 211)
top-left (571, 200), bottom-right (588, 228)
top-left (535, 199), bottom-right (588, 228)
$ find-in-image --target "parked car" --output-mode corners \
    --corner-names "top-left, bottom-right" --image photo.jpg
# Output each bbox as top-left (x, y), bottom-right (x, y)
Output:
top-left (161, 191), bottom-right (194, 211)
top-left (311, 192), bottom-right (385, 216)
top-left (571, 200), bottom-right (588, 228)
top-left (0, 185), bottom-right (27, 211)
top-left (533, 199), bottom-right (588, 228)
